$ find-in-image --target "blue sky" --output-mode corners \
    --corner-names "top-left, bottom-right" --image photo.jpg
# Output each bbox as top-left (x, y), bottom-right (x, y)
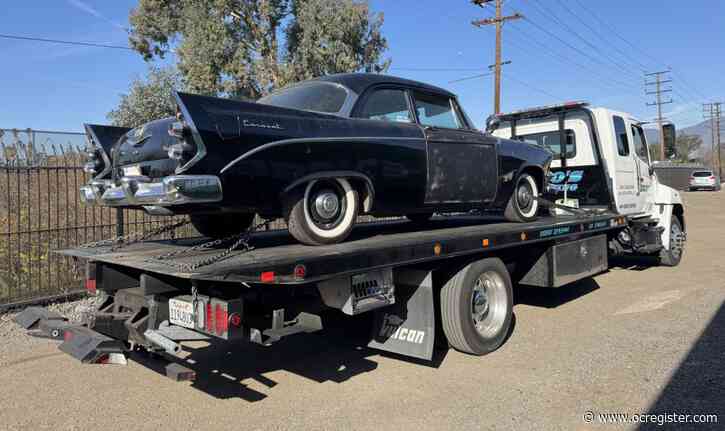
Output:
top-left (1, 0), bottom-right (723, 132)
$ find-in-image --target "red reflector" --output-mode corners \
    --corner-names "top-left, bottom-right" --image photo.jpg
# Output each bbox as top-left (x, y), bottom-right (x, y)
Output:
top-left (229, 312), bottom-right (241, 327)
top-left (85, 279), bottom-right (97, 294)
top-left (293, 264), bottom-right (306, 280)
top-left (261, 271), bottom-right (275, 283)
top-left (96, 354), bottom-right (109, 364)
top-left (63, 330), bottom-right (74, 342)
top-left (205, 302), bottom-right (212, 331)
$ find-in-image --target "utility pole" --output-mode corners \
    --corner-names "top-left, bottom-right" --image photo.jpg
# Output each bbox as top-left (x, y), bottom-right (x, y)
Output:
top-left (472, 0), bottom-right (522, 115)
top-left (645, 70), bottom-right (673, 161)
top-left (703, 102), bottom-right (723, 178)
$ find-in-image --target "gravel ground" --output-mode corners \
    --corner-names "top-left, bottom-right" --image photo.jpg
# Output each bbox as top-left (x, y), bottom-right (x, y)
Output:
top-left (0, 191), bottom-right (723, 430)
top-left (0, 296), bottom-right (100, 364)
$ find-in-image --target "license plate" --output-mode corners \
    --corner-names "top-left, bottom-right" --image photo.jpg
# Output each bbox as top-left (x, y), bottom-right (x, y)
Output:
top-left (169, 298), bottom-right (195, 329)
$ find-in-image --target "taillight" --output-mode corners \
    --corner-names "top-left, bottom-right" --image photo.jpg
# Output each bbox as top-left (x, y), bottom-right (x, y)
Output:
top-left (215, 303), bottom-right (228, 336)
top-left (205, 302), bottom-right (213, 331)
top-left (167, 121), bottom-right (196, 163)
top-left (83, 148), bottom-right (105, 175)
top-left (85, 279), bottom-right (97, 295)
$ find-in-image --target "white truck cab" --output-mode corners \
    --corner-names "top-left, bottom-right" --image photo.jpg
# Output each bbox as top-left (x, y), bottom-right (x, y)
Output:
top-left (488, 102), bottom-right (685, 266)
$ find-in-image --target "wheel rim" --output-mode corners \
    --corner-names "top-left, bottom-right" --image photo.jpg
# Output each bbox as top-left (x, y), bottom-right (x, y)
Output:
top-left (470, 271), bottom-right (508, 338)
top-left (302, 178), bottom-right (357, 239)
top-left (669, 221), bottom-right (685, 259)
top-left (516, 175), bottom-right (538, 218)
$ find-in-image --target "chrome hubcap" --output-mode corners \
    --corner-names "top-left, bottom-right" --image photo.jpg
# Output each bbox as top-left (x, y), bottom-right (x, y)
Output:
top-left (314, 191), bottom-right (340, 220)
top-left (517, 182), bottom-right (533, 211)
top-left (471, 271), bottom-right (507, 338)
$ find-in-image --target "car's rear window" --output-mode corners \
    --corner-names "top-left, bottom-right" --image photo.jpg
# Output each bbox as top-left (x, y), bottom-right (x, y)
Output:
top-left (693, 171), bottom-right (713, 177)
top-left (258, 82), bottom-right (348, 113)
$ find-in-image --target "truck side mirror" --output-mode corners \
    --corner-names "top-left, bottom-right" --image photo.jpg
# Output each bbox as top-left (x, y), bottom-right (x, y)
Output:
top-left (663, 123), bottom-right (676, 158)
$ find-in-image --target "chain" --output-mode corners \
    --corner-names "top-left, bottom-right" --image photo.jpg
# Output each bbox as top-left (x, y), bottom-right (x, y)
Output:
top-left (79, 219), bottom-right (191, 251)
top-left (144, 220), bottom-right (268, 272)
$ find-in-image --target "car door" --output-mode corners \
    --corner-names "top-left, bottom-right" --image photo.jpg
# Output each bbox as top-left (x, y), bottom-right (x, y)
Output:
top-left (411, 91), bottom-right (498, 205)
top-left (629, 122), bottom-right (654, 214)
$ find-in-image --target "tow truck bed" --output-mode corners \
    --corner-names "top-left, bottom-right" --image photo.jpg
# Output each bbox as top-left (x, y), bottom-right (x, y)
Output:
top-left (60, 213), bottom-right (622, 286)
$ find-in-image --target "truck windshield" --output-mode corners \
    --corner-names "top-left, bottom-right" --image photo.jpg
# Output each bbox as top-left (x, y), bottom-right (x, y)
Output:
top-left (258, 82), bottom-right (348, 114)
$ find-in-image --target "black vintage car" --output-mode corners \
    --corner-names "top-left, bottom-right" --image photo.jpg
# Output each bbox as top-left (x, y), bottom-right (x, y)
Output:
top-left (81, 74), bottom-right (552, 245)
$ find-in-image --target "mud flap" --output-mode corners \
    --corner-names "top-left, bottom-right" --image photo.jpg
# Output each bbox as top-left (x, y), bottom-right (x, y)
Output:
top-left (368, 270), bottom-right (435, 361)
top-left (59, 326), bottom-right (127, 364)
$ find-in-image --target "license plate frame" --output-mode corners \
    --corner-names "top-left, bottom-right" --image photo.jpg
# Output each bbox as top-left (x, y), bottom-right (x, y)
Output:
top-left (169, 298), bottom-right (195, 329)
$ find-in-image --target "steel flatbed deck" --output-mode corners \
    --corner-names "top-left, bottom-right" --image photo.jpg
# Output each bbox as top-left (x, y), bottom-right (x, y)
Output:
top-left (60, 212), bottom-right (623, 286)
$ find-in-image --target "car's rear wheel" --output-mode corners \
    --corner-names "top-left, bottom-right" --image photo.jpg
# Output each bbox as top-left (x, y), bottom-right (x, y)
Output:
top-left (284, 178), bottom-right (359, 245)
top-left (190, 213), bottom-right (256, 239)
top-left (504, 172), bottom-right (539, 223)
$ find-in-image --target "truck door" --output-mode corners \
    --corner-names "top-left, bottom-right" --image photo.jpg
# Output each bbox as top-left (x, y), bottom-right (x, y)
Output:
top-left (411, 91), bottom-right (498, 204)
top-left (630, 123), bottom-right (654, 214)
top-left (611, 115), bottom-right (639, 213)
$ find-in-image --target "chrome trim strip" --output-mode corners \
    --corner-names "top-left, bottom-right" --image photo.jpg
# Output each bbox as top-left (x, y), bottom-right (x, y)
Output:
top-left (220, 136), bottom-right (422, 174)
top-left (173, 91), bottom-right (207, 174)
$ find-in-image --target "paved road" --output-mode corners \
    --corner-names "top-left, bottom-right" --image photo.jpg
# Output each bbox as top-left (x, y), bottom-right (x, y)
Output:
top-left (1, 191), bottom-right (723, 430)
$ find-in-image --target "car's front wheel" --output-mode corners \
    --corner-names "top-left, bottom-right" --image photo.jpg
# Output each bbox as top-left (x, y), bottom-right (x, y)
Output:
top-left (190, 213), bottom-right (256, 239)
top-left (504, 172), bottom-right (539, 223)
top-left (284, 178), bottom-right (359, 245)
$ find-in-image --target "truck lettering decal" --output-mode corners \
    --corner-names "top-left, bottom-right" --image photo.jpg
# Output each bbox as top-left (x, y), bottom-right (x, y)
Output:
top-left (379, 314), bottom-right (425, 344)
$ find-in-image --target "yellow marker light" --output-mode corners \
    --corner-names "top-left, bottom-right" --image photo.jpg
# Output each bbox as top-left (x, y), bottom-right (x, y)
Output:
top-left (482, 238), bottom-right (490, 247)
top-left (520, 232), bottom-right (527, 241)
top-left (433, 243), bottom-right (442, 256)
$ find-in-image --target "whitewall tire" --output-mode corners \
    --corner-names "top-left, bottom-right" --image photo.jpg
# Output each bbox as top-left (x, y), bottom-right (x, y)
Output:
top-left (504, 173), bottom-right (539, 223)
top-left (285, 178), bottom-right (359, 245)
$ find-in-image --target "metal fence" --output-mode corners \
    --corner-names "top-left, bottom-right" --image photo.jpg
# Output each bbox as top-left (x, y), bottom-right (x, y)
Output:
top-left (653, 162), bottom-right (710, 190)
top-left (0, 128), bottom-right (199, 307)
top-left (0, 128), bottom-right (400, 307)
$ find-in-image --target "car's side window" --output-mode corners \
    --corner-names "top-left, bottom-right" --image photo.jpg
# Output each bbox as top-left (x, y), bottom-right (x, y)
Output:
top-left (357, 89), bottom-right (413, 123)
top-left (412, 92), bottom-right (462, 129)
top-left (613, 116), bottom-right (629, 156)
top-left (631, 125), bottom-right (649, 162)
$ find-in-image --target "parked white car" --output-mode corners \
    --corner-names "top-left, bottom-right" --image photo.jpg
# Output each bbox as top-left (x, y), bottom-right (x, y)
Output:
top-left (689, 170), bottom-right (721, 191)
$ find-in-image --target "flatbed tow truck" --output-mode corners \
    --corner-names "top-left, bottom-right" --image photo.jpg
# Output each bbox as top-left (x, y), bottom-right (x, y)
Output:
top-left (14, 102), bottom-right (686, 381)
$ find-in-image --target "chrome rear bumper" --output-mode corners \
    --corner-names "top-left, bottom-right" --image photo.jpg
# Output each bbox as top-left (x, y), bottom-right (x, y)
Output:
top-left (80, 175), bottom-right (223, 207)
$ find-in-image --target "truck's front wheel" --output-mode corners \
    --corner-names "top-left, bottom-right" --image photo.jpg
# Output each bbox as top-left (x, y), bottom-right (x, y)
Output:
top-left (440, 258), bottom-right (513, 355)
top-left (659, 215), bottom-right (685, 266)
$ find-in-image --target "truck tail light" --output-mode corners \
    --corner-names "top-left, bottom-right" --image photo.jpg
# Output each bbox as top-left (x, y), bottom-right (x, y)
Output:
top-left (215, 304), bottom-right (228, 336)
top-left (205, 302), bottom-right (213, 331)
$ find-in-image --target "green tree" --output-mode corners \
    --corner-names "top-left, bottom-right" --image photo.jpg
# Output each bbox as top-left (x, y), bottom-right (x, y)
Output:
top-left (107, 66), bottom-right (183, 127)
top-left (127, 0), bottom-right (389, 100)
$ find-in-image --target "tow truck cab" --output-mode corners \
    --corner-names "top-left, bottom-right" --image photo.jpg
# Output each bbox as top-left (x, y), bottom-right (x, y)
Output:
top-left (488, 102), bottom-right (685, 264)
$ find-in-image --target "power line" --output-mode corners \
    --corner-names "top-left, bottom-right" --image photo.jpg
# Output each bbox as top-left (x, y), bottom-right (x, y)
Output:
top-left (503, 71), bottom-right (563, 102)
top-left (645, 70), bottom-right (673, 160)
top-left (390, 67), bottom-right (487, 72)
top-left (472, 0), bottom-right (523, 114)
top-left (0, 33), bottom-right (134, 50)
top-left (448, 72), bottom-right (493, 84)
top-left (521, 0), bottom-right (641, 80)
top-left (569, 0), bottom-right (709, 102)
